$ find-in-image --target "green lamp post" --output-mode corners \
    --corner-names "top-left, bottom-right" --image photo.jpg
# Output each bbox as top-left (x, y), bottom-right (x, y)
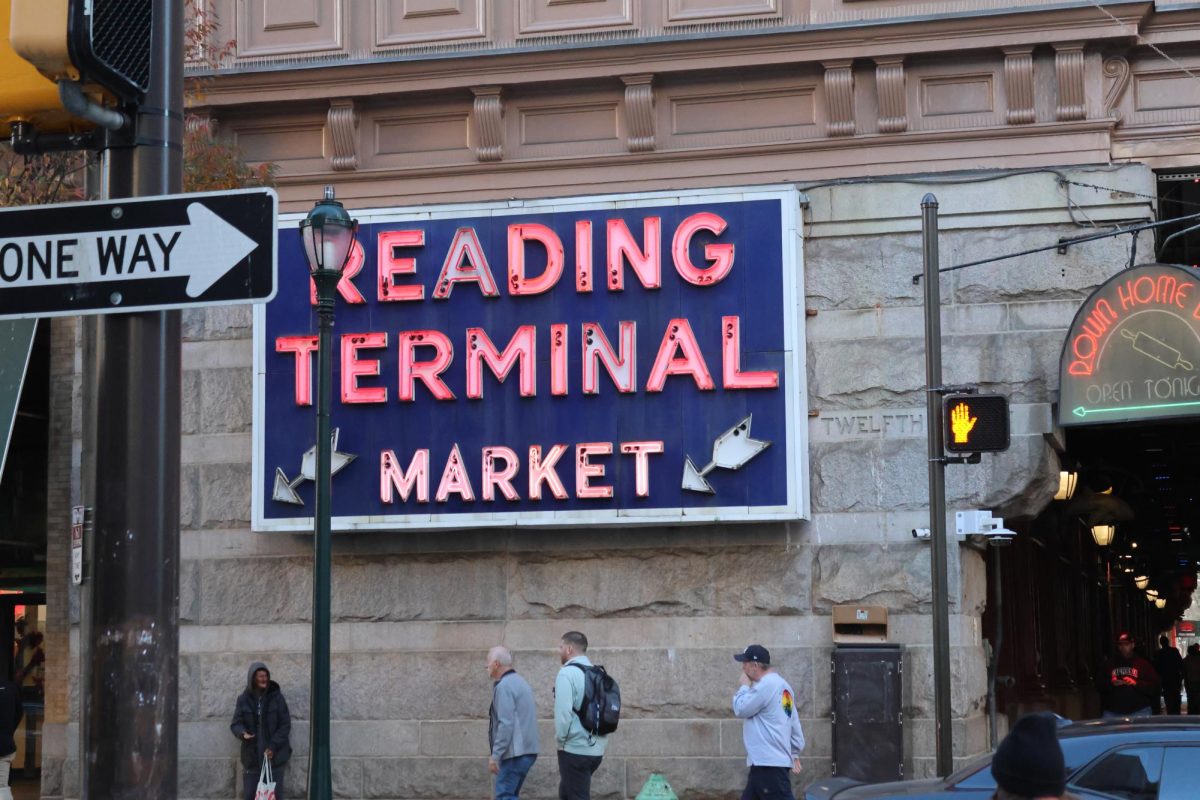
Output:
top-left (299, 186), bottom-right (359, 800)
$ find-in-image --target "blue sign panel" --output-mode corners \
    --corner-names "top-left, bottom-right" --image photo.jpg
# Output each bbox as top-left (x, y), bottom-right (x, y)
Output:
top-left (253, 187), bottom-right (807, 531)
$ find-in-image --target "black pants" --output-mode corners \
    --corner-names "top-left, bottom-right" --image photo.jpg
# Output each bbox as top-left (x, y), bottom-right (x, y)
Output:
top-left (1163, 682), bottom-right (1183, 715)
top-left (1187, 681), bottom-right (1200, 714)
top-left (741, 766), bottom-right (795, 800)
top-left (242, 762), bottom-right (285, 800)
top-left (557, 750), bottom-right (602, 800)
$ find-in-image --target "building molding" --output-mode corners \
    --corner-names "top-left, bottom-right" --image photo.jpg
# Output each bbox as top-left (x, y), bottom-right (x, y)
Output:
top-left (1003, 47), bottom-right (1036, 125)
top-left (1055, 42), bottom-right (1087, 121)
top-left (823, 60), bottom-right (855, 137)
top-left (875, 57), bottom-right (907, 134)
top-left (327, 98), bottom-right (359, 171)
top-left (621, 73), bottom-right (656, 153)
top-left (471, 85), bottom-right (505, 162)
top-left (1103, 55), bottom-right (1131, 123)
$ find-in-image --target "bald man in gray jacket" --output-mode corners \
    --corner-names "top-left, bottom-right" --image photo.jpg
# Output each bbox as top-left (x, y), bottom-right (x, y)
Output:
top-left (488, 646), bottom-right (540, 800)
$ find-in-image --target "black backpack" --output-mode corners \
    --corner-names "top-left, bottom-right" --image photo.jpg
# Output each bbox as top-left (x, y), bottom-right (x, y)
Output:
top-left (570, 663), bottom-right (620, 736)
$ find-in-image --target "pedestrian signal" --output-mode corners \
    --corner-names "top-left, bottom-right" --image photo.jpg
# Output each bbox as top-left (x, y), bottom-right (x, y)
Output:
top-left (943, 394), bottom-right (1009, 453)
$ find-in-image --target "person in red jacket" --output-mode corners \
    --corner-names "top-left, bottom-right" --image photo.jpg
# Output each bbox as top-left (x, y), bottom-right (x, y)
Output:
top-left (1101, 632), bottom-right (1161, 718)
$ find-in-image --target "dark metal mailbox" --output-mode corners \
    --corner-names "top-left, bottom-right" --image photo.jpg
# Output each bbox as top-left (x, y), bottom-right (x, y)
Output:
top-left (831, 645), bottom-right (904, 782)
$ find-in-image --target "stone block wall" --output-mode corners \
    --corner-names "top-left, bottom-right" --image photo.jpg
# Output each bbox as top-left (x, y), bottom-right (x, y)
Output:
top-left (42, 164), bottom-right (1156, 798)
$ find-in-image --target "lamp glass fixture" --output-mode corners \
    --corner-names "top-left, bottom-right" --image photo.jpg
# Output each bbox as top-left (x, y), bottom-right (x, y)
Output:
top-left (1091, 524), bottom-right (1116, 547)
top-left (1155, 598), bottom-right (1167, 609)
top-left (1146, 589), bottom-right (1159, 600)
top-left (1054, 470), bottom-right (1079, 501)
top-left (1134, 574), bottom-right (1150, 590)
top-left (300, 185), bottom-right (359, 275)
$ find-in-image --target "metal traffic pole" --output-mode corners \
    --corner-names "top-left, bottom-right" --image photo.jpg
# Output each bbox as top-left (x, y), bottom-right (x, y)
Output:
top-left (921, 194), bottom-right (954, 777)
top-left (83, 0), bottom-right (183, 796)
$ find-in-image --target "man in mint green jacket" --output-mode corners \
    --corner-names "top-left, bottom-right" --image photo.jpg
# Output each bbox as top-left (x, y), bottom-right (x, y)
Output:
top-left (553, 631), bottom-right (607, 800)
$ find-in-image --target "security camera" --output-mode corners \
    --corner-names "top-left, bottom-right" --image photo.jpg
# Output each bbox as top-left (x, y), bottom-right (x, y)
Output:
top-left (911, 528), bottom-right (932, 540)
top-left (956, 510), bottom-right (1017, 544)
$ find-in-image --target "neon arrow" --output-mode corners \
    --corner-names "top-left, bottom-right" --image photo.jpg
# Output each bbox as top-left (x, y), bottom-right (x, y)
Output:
top-left (272, 428), bottom-right (357, 506)
top-left (682, 414), bottom-right (771, 494)
top-left (0, 202), bottom-right (257, 298)
top-left (1072, 399), bottom-right (1200, 418)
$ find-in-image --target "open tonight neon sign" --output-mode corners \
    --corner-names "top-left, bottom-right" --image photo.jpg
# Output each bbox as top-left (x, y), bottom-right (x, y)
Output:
top-left (1059, 263), bottom-right (1200, 425)
top-left (252, 187), bottom-right (808, 531)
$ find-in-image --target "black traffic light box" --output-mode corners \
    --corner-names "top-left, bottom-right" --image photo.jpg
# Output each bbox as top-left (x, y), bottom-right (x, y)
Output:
top-left (69, 0), bottom-right (153, 103)
top-left (943, 394), bottom-right (1010, 453)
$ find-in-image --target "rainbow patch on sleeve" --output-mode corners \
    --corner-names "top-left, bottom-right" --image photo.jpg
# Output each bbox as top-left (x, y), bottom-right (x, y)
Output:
top-left (781, 689), bottom-right (794, 717)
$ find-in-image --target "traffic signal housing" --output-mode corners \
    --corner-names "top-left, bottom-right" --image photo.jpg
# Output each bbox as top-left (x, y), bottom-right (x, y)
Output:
top-left (943, 394), bottom-right (1010, 453)
top-left (1, 0), bottom-right (150, 139)
top-left (0, 0), bottom-right (86, 137)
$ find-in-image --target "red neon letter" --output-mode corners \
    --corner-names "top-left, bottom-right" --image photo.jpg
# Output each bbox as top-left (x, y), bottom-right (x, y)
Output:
top-left (606, 217), bottom-right (661, 291)
top-left (466, 326), bottom-right (536, 399)
top-left (309, 240), bottom-right (366, 305)
top-left (672, 212), bottom-right (734, 286)
top-left (378, 230), bottom-right (425, 302)
top-left (722, 316), bottom-right (778, 390)
top-left (529, 444), bottom-right (569, 500)
top-left (276, 335), bottom-right (319, 406)
top-left (582, 321), bottom-right (637, 394)
top-left (576, 220), bottom-right (593, 293)
top-left (620, 441), bottom-right (664, 498)
top-left (551, 324), bottom-right (569, 396)
top-left (341, 332), bottom-right (388, 404)
top-left (380, 449), bottom-right (429, 503)
top-left (432, 227), bottom-right (499, 299)
top-left (646, 318), bottom-right (714, 392)
top-left (398, 330), bottom-right (456, 401)
top-left (575, 442), bottom-right (613, 499)
top-left (435, 443), bottom-right (475, 502)
top-left (482, 446), bottom-right (521, 501)
top-left (508, 223), bottom-right (564, 296)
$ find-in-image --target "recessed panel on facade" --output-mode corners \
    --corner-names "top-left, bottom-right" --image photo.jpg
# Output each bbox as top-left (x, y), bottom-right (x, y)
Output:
top-left (1059, 262), bottom-right (1200, 426)
top-left (252, 186), bottom-right (808, 531)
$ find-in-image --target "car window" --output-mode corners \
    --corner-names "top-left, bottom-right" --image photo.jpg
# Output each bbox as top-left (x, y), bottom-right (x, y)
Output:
top-left (1073, 746), bottom-right (1164, 800)
top-left (1156, 746), bottom-right (1200, 800)
top-left (951, 762), bottom-right (996, 790)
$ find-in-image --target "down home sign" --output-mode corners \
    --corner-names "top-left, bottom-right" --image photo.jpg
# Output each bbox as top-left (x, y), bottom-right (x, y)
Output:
top-left (252, 186), bottom-right (808, 531)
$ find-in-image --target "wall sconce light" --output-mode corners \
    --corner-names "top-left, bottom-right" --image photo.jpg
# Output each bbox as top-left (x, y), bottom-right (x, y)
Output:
top-left (1054, 471), bottom-right (1079, 501)
top-left (1091, 524), bottom-right (1116, 547)
top-left (1145, 589), bottom-right (1159, 600)
top-left (1155, 598), bottom-right (1167, 609)
top-left (1134, 574), bottom-right (1150, 590)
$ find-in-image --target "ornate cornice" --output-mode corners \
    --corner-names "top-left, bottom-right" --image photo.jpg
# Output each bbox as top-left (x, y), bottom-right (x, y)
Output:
top-left (621, 74), bottom-right (656, 153)
top-left (193, 3), bottom-right (1152, 109)
top-left (327, 99), bottom-right (359, 171)
top-left (471, 86), bottom-right (504, 163)
top-left (1003, 47), bottom-right (1036, 125)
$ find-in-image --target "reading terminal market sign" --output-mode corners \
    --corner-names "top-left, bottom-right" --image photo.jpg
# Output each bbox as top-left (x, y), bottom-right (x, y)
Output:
top-left (1060, 262), bottom-right (1200, 426)
top-left (252, 187), bottom-right (809, 531)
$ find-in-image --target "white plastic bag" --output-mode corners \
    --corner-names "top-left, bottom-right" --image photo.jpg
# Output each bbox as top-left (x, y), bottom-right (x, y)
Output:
top-left (254, 755), bottom-right (276, 800)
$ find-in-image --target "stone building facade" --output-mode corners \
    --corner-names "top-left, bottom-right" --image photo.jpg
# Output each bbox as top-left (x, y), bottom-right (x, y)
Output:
top-left (29, 0), bottom-right (1200, 798)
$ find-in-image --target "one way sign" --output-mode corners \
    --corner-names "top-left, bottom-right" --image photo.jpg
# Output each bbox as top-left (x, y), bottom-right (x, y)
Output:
top-left (0, 188), bottom-right (277, 319)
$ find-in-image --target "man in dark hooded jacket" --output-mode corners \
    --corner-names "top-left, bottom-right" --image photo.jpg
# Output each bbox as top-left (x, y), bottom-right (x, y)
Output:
top-left (231, 662), bottom-right (292, 800)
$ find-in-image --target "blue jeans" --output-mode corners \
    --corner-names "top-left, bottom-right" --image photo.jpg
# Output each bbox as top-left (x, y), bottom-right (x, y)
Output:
top-left (495, 753), bottom-right (537, 800)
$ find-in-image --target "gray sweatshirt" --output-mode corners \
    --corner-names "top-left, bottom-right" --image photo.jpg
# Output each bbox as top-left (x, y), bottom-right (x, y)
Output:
top-left (732, 671), bottom-right (806, 768)
top-left (554, 656), bottom-right (608, 756)
top-left (490, 670), bottom-right (540, 762)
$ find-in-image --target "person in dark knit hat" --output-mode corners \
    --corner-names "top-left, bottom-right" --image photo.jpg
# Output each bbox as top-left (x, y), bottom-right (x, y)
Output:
top-left (990, 712), bottom-right (1070, 800)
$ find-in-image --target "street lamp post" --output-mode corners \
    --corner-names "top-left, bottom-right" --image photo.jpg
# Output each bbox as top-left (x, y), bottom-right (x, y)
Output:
top-left (299, 186), bottom-right (359, 800)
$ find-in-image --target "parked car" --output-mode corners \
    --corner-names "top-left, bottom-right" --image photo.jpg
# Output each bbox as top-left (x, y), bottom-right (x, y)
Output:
top-left (805, 717), bottom-right (1200, 800)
